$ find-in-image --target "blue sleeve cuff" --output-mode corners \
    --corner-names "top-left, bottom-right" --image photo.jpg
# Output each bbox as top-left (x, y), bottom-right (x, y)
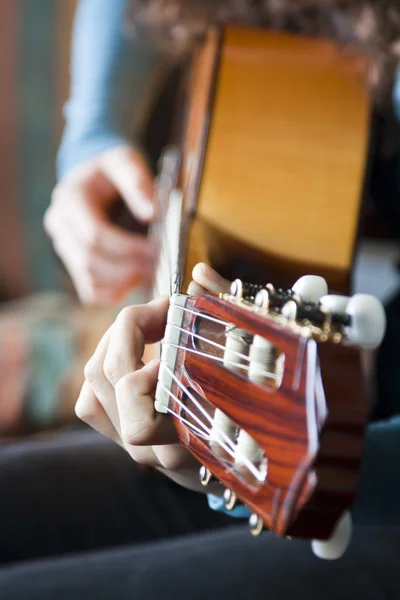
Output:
top-left (207, 494), bottom-right (251, 519)
top-left (56, 128), bottom-right (135, 180)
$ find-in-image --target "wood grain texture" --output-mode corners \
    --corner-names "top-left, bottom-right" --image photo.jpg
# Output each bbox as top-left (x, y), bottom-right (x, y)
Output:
top-left (168, 294), bottom-right (367, 540)
top-left (187, 26), bottom-right (371, 287)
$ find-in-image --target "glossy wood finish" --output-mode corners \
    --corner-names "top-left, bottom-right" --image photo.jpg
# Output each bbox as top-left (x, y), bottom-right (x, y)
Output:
top-left (177, 29), bottom-right (222, 288)
top-left (167, 293), bottom-right (367, 539)
top-left (179, 28), bottom-right (220, 216)
top-left (180, 26), bottom-right (371, 291)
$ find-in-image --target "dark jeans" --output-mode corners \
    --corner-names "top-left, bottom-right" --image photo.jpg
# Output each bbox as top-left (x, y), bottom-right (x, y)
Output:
top-left (0, 430), bottom-right (399, 599)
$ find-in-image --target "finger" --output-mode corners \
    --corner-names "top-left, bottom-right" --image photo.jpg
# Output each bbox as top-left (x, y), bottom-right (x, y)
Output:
top-left (116, 359), bottom-right (178, 447)
top-left (75, 381), bottom-right (121, 444)
top-left (76, 282), bottom-right (126, 307)
top-left (125, 444), bottom-right (160, 467)
top-left (187, 281), bottom-right (206, 297)
top-left (47, 227), bottom-right (102, 303)
top-left (83, 326), bottom-right (121, 434)
top-left (76, 282), bottom-right (124, 306)
top-left (101, 147), bottom-right (156, 222)
top-left (49, 233), bottom-right (116, 305)
top-left (50, 227), bottom-right (154, 304)
top-left (89, 256), bottom-right (154, 286)
top-left (50, 185), bottom-right (157, 260)
top-left (75, 383), bottom-right (159, 467)
top-left (191, 263), bottom-right (231, 294)
top-left (103, 297), bottom-right (169, 386)
top-left (75, 199), bottom-right (157, 260)
top-left (154, 444), bottom-right (200, 471)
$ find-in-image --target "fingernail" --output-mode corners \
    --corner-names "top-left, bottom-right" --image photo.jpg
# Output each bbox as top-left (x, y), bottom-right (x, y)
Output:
top-left (137, 199), bottom-right (154, 220)
top-left (187, 282), bottom-right (205, 297)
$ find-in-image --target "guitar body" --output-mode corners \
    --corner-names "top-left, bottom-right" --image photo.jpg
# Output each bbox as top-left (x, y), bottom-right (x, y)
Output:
top-left (170, 25), bottom-right (371, 294)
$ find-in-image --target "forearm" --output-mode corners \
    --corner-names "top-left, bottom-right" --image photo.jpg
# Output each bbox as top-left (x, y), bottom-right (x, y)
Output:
top-left (57, 0), bottom-right (160, 179)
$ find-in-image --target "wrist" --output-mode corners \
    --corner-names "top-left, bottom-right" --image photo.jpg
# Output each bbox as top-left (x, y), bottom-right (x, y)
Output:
top-left (56, 126), bottom-right (138, 181)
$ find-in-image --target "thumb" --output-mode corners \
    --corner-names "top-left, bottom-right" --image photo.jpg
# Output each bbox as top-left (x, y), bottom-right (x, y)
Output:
top-left (101, 146), bottom-right (156, 222)
top-left (190, 263), bottom-right (231, 295)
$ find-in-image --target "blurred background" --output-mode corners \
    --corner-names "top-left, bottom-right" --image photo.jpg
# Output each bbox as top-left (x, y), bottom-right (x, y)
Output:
top-left (0, 0), bottom-right (117, 439)
top-left (0, 0), bottom-right (76, 299)
top-left (0, 0), bottom-right (399, 441)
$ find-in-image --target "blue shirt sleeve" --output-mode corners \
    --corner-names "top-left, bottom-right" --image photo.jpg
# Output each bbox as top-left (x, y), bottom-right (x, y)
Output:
top-left (57, 0), bottom-right (160, 180)
top-left (207, 493), bottom-right (251, 518)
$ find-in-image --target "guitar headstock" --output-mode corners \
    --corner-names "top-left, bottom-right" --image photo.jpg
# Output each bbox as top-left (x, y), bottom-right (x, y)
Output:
top-left (155, 275), bottom-right (386, 559)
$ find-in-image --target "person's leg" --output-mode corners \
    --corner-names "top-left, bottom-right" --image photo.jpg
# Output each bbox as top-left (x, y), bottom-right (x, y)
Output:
top-left (0, 429), bottom-right (232, 564)
top-left (373, 288), bottom-right (400, 420)
top-left (366, 116), bottom-right (400, 421)
top-left (0, 524), bottom-right (399, 600)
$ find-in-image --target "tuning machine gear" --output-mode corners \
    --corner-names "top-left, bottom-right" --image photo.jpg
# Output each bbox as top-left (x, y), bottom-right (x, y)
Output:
top-left (249, 513), bottom-right (264, 536)
top-left (223, 489), bottom-right (242, 510)
top-left (230, 279), bottom-right (264, 302)
top-left (199, 466), bottom-right (215, 487)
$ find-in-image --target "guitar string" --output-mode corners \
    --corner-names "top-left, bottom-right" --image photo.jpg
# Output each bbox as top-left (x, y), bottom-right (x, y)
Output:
top-left (163, 402), bottom-right (210, 439)
top-left (165, 323), bottom-right (277, 379)
top-left (160, 383), bottom-right (214, 438)
top-left (169, 302), bottom-right (231, 328)
top-left (157, 174), bottom-right (274, 373)
top-left (169, 323), bottom-right (251, 363)
top-left (161, 383), bottom-right (264, 481)
top-left (159, 363), bottom-right (264, 481)
top-left (163, 342), bottom-right (275, 379)
top-left (155, 165), bottom-right (263, 480)
top-left (161, 388), bottom-right (263, 481)
top-left (159, 361), bottom-right (235, 444)
top-left (159, 345), bottom-right (272, 478)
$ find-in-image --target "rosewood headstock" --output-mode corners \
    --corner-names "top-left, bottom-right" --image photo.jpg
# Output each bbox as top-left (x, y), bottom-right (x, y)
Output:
top-left (155, 275), bottom-right (386, 559)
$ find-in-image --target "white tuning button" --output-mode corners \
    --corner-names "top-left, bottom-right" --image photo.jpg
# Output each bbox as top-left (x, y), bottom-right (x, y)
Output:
top-left (319, 294), bottom-right (350, 314)
top-left (345, 294), bottom-right (386, 349)
top-left (292, 275), bottom-right (328, 303)
top-left (311, 511), bottom-right (352, 560)
top-left (281, 300), bottom-right (298, 321)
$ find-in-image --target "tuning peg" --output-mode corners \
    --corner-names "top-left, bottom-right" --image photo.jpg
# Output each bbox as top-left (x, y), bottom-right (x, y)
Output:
top-left (249, 513), bottom-right (264, 536)
top-left (319, 294), bottom-right (350, 314)
top-left (311, 511), bottom-right (352, 560)
top-left (344, 294), bottom-right (386, 349)
top-left (199, 466), bottom-right (215, 487)
top-left (292, 275), bottom-right (328, 303)
top-left (230, 279), bottom-right (243, 298)
top-left (223, 489), bottom-right (241, 510)
top-left (230, 280), bottom-right (264, 302)
top-left (255, 288), bottom-right (270, 310)
top-left (281, 299), bottom-right (298, 321)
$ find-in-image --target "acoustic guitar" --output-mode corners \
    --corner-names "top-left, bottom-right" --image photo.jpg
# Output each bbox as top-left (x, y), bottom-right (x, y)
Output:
top-left (148, 25), bottom-right (384, 560)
